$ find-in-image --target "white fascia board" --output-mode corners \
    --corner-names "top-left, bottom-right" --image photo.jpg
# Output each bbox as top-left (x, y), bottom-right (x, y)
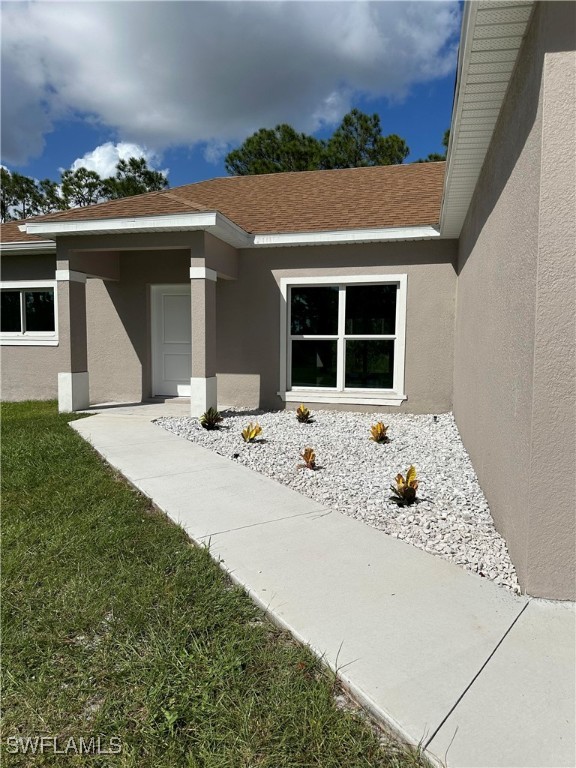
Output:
top-left (20, 210), bottom-right (252, 249)
top-left (253, 225), bottom-right (440, 247)
top-left (0, 240), bottom-right (56, 254)
top-left (23, 212), bottom-right (219, 237)
top-left (16, 218), bottom-right (440, 249)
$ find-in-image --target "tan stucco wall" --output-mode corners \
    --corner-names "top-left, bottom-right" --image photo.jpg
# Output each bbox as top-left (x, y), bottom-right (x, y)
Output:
top-left (216, 240), bottom-right (457, 412)
top-left (453, 2), bottom-right (576, 600)
top-left (0, 254), bottom-right (67, 401)
top-left (2, 240), bottom-right (457, 410)
top-left (86, 250), bottom-right (192, 403)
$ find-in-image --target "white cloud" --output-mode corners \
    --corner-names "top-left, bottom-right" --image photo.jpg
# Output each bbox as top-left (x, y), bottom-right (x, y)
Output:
top-left (67, 142), bottom-right (164, 178)
top-left (1, 1), bottom-right (459, 165)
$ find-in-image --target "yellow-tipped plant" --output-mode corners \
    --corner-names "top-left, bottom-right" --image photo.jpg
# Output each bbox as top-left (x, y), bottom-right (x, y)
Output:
top-left (296, 404), bottom-right (313, 423)
top-left (241, 422), bottom-right (262, 443)
top-left (299, 447), bottom-right (316, 470)
top-left (390, 466), bottom-right (419, 506)
top-left (369, 422), bottom-right (389, 444)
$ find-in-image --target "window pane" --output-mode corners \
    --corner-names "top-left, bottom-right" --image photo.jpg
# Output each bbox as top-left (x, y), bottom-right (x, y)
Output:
top-left (1, 291), bottom-right (21, 332)
top-left (291, 340), bottom-right (337, 387)
top-left (345, 340), bottom-right (394, 389)
top-left (345, 284), bottom-right (396, 335)
top-left (290, 286), bottom-right (338, 335)
top-left (25, 290), bottom-right (55, 332)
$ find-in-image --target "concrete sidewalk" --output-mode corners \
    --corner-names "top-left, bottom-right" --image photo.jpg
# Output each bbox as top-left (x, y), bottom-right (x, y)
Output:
top-left (71, 403), bottom-right (575, 768)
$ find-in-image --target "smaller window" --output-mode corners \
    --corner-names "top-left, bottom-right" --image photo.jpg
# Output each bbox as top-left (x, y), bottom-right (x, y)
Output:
top-left (0, 283), bottom-right (58, 346)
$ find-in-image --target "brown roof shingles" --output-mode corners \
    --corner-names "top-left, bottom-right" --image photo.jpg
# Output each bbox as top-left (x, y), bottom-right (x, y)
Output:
top-left (0, 162), bottom-right (445, 244)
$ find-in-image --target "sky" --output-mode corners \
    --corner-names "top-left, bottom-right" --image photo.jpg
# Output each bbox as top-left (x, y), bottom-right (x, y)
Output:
top-left (1, 0), bottom-right (461, 189)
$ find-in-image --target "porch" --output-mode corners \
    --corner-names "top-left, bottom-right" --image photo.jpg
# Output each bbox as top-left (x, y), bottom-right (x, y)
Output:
top-left (55, 231), bottom-right (239, 416)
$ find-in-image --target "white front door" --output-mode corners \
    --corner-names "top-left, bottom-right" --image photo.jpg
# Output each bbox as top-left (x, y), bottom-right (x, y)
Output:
top-left (151, 285), bottom-right (191, 396)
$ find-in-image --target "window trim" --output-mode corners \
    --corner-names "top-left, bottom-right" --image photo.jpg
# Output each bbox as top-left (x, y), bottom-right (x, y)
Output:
top-left (0, 280), bottom-right (59, 346)
top-left (279, 274), bottom-right (407, 406)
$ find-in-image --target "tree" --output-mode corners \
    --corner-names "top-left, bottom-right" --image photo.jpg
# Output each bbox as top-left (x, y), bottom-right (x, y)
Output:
top-left (37, 179), bottom-right (66, 214)
top-left (1, 169), bottom-right (43, 221)
top-left (0, 157), bottom-right (171, 222)
top-left (102, 157), bottom-right (168, 199)
top-left (61, 167), bottom-right (106, 208)
top-left (418, 129), bottom-right (450, 163)
top-left (224, 109), bottom-right (410, 176)
top-left (323, 109), bottom-right (409, 169)
top-left (225, 125), bottom-right (324, 176)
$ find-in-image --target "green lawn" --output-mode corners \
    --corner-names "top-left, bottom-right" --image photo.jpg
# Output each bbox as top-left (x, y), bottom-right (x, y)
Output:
top-left (1, 401), bottom-right (427, 767)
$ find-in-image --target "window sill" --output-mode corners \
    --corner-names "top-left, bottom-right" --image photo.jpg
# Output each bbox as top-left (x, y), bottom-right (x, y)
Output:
top-left (279, 390), bottom-right (407, 406)
top-left (1, 338), bottom-right (59, 346)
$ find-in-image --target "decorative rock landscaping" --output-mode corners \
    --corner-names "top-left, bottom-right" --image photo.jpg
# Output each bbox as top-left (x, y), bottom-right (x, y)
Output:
top-left (155, 408), bottom-right (520, 593)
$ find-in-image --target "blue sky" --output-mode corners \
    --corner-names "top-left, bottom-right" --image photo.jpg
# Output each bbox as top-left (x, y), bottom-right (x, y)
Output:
top-left (1, 1), bottom-right (460, 189)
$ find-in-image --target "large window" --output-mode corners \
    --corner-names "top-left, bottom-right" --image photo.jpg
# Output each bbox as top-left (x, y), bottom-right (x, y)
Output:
top-left (281, 275), bottom-right (407, 405)
top-left (0, 282), bottom-right (58, 345)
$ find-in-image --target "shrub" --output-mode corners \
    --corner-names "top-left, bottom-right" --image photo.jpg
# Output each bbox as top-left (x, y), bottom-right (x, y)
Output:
top-left (296, 404), bottom-right (313, 423)
top-left (299, 447), bottom-right (316, 470)
top-left (199, 407), bottom-right (223, 430)
top-left (390, 466), bottom-right (419, 506)
top-left (242, 423), bottom-right (262, 443)
top-left (369, 422), bottom-right (389, 444)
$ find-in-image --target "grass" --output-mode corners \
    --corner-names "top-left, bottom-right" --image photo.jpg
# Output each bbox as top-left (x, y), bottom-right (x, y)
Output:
top-left (1, 401), bottom-right (429, 767)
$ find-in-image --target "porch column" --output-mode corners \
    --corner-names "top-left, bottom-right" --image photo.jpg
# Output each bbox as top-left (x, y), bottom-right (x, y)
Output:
top-left (56, 262), bottom-right (89, 412)
top-left (190, 264), bottom-right (217, 416)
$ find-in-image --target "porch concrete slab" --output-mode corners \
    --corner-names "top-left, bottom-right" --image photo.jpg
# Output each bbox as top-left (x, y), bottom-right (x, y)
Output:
top-left (427, 598), bottom-right (576, 768)
top-left (202, 510), bottom-right (529, 755)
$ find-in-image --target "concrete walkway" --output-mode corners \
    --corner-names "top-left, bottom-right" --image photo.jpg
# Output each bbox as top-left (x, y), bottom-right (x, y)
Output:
top-left (71, 402), bottom-right (575, 768)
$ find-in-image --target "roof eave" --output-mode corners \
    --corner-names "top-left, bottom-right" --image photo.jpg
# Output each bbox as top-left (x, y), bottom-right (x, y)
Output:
top-left (0, 240), bottom-right (57, 255)
top-left (439, 0), bottom-right (535, 239)
top-left (19, 214), bottom-right (441, 249)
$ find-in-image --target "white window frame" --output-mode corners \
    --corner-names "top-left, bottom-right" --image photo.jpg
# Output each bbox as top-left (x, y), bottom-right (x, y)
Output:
top-left (0, 281), bottom-right (59, 346)
top-left (279, 274), bottom-right (407, 406)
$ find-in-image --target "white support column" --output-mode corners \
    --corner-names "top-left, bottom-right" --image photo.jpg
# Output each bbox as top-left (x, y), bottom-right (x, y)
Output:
top-left (58, 372), bottom-right (90, 412)
top-left (190, 262), bottom-right (218, 417)
top-left (190, 376), bottom-right (217, 416)
top-left (56, 259), bottom-right (90, 412)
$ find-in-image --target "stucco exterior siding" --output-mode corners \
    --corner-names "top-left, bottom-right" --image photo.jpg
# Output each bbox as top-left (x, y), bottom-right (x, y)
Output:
top-left (453, 2), bottom-right (575, 599)
top-left (86, 250), bottom-right (192, 404)
top-left (216, 240), bottom-right (458, 412)
top-left (0, 254), bottom-right (65, 401)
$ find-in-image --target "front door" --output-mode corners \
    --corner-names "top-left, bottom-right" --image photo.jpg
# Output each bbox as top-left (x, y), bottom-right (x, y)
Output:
top-left (151, 285), bottom-right (191, 396)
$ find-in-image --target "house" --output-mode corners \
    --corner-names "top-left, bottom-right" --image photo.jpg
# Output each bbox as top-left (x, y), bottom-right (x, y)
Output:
top-left (1, 1), bottom-right (574, 600)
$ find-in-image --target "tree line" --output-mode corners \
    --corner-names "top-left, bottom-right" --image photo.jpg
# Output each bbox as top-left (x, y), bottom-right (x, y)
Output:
top-left (1, 110), bottom-right (448, 223)
top-left (1, 157), bottom-right (169, 223)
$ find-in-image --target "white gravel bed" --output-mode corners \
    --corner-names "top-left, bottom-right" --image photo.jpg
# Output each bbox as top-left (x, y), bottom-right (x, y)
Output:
top-left (154, 408), bottom-right (520, 593)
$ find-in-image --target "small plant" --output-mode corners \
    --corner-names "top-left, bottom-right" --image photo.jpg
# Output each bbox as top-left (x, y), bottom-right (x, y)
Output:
top-left (369, 422), bottom-right (389, 443)
top-left (242, 422), bottom-right (262, 443)
top-left (299, 447), bottom-right (316, 470)
top-left (390, 465), bottom-right (419, 506)
top-left (296, 404), bottom-right (313, 423)
top-left (199, 407), bottom-right (223, 430)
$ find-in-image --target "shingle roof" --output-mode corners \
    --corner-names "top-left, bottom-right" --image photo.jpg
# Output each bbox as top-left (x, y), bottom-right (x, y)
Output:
top-left (0, 220), bottom-right (49, 244)
top-left (0, 162), bottom-right (445, 244)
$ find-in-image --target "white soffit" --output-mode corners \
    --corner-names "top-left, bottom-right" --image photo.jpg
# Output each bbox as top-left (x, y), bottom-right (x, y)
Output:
top-left (440, 1), bottom-right (535, 238)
